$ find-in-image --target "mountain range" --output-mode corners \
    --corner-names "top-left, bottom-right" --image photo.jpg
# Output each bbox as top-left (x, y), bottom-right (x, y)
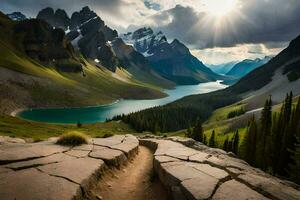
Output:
top-left (122, 34), bottom-right (300, 131)
top-left (0, 6), bottom-right (225, 114)
top-left (207, 61), bottom-right (238, 75)
top-left (0, 10), bottom-right (169, 114)
top-left (36, 7), bottom-right (222, 86)
top-left (6, 12), bottom-right (27, 21)
top-left (226, 56), bottom-right (272, 78)
top-left (122, 27), bottom-right (222, 84)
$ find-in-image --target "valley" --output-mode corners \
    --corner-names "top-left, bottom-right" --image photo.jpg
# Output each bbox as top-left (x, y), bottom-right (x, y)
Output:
top-left (17, 81), bottom-right (227, 124)
top-left (1, 1), bottom-right (300, 199)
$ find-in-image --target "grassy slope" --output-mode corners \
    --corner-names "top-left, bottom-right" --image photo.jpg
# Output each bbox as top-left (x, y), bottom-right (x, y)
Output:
top-left (168, 96), bottom-right (300, 150)
top-left (0, 15), bottom-right (168, 114)
top-left (207, 102), bottom-right (246, 123)
top-left (0, 115), bottom-right (136, 141)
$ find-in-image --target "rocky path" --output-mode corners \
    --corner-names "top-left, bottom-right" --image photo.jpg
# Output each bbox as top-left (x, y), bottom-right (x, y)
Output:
top-left (91, 146), bottom-right (169, 200)
top-left (140, 136), bottom-right (300, 200)
top-left (1, 135), bottom-right (300, 200)
top-left (0, 135), bottom-right (139, 200)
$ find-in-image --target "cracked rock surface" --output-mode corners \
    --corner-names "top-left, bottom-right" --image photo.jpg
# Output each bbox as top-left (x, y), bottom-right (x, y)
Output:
top-left (140, 137), bottom-right (300, 200)
top-left (0, 134), bottom-right (139, 200)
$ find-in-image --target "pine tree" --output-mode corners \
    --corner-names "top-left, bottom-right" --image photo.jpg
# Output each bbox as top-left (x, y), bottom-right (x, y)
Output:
top-left (232, 129), bottom-right (240, 155)
top-left (192, 121), bottom-right (203, 142)
top-left (77, 121), bottom-right (82, 128)
top-left (276, 92), bottom-right (295, 175)
top-left (291, 97), bottom-right (300, 137)
top-left (203, 135), bottom-right (207, 145)
top-left (272, 97), bottom-right (286, 173)
top-left (228, 139), bottom-right (233, 152)
top-left (223, 136), bottom-right (229, 151)
top-left (209, 130), bottom-right (215, 147)
top-left (242, 115), bottom-right (257, 165)
top-left (153, 122), bottom-right (160, 135)
top-left (290, 137), bottom-right (300, 184)
top-left (257, 96), bottom-right (272, 169)
top-left (186, 125), bottom-right (192, 138)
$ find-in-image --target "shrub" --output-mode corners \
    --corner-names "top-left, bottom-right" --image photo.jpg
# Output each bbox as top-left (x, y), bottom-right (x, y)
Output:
top-left (56, 131), bottom-right (88, 146)
top-left (227, 108), bottom-right (245, 119)
top-left (77, 121), bottom-right (82, 128)
top-left (102, 133), bottom-right (114, 138)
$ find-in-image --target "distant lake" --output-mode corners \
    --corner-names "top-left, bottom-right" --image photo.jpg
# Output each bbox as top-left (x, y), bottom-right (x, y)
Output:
top-left (18, 81), bottom-right (227, 124)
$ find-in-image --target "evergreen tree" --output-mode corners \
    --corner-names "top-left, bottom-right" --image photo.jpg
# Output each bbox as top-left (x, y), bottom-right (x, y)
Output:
top-left (227, 139), bottom-right (233, 152)
top-left (209, 130), bottom-right (215, 147)
top-left (203, 135), bottom-right (207, 145)
top-left (153, 122), bottom-right (160, 134)
top-left (257, 96), bottom-right (272, 170)
top-left (192, 121), bottom-right (203, 142)
top-left (291, 97), bottom-right (300, 137)
top-left (77, 121), bottom-right (82, 128)
top-left (290, 137), bottom-right (300, 184)
top-left (242, 115), bottom-right (257, 165)
top-left (232, 129), bottom-right (240, 155)
top-left (186, 126), bottom-right (192, 138)
top-left (276, 92), bottom-right (295, 175)
top-left (223, 136), bottom-right (229, 151)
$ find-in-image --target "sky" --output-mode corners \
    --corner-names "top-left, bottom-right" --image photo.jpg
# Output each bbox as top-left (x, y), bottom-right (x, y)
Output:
top-left (1, 0), bottom-right (300, 64)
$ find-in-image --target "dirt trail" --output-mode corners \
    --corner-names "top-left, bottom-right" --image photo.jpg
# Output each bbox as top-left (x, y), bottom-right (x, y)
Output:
top-left (91, 146), bottom-right (170, 200)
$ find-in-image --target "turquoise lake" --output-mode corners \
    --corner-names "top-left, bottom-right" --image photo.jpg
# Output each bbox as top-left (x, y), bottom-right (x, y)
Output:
top-left (18, 81), bottom-right (227, 124)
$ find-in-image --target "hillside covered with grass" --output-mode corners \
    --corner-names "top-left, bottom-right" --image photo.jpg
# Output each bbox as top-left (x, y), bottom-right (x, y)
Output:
top-left (0, 12), bottom-right (168, 114)
top-left (117, 34), bottom-right (300, 132)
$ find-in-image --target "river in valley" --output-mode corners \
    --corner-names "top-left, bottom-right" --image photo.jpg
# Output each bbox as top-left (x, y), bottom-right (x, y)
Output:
top-left (18, 81), bottom-right (227, 124)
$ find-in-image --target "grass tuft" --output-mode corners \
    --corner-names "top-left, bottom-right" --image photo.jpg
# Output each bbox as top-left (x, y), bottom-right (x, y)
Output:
top-left (56, 131), bottom-right (88, 146)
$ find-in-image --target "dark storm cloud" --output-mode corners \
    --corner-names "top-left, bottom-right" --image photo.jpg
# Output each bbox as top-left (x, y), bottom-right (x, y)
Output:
top-left (0, 0), bottom-right (123, 18)
top-left (1, 0), bottom-right (300, 49)
top-left (149, 0), bottom-right (300, 48)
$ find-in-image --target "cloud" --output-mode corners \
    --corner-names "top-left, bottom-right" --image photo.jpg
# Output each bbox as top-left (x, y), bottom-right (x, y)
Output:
top-left (0, 0), bottom-right (155, 32)
top-left (191, 42), bottom-right (288, 65)
top-left (1, 0), bottom-right (299, 50)
top-left (145, 0), bottom-right (300, 48)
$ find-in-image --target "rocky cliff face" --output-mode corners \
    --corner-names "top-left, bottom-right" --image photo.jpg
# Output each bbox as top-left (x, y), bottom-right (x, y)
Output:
top-left (37, 7), bottom-right (70, 30)
top-left (6, 12), bottom-right (27, 21)
top-left (112, 38), bottom-right (150, 70)
top-left (14, 19), bottom-right (82, 72)
top-left (37, 6), bottom-right (118, 72)
top-left (122, 27), bottom-right (221, 85)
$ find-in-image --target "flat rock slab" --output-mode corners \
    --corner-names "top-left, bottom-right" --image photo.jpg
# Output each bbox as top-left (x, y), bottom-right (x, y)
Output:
top-left (181, 175), bottom-right (219, 200)
top-left (212, 180), bottom-right (269, 200)
top-left (5, 153), bottom-right (74, 170)
top-left (0, 143), bottom-right (69, 164)
top-left (0, 168), bottom-right (79, 200)
top-left (238, 173), bottom-right (300, 200)
top-left (89, 148), bottom-right (127, 166)
top-left (0, 134), bottom-right (139, 199)
top-left (140, 137), bottom-right (300, 200)
top-left (38, 157), bottom-right (104, 187)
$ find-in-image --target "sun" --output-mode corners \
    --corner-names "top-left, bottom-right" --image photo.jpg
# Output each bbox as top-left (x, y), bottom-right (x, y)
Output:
top-left (204, 0), bottom-right (238, 17)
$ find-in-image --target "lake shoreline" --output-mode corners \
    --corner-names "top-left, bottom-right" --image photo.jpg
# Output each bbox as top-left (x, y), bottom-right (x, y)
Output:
top-left (16, 81), bottom-right (228, 124)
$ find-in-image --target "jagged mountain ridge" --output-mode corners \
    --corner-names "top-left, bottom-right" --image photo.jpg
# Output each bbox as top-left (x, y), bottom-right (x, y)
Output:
top-left (6, 12), bottom-right (27, 21)
top-left (122, 27), bottom-right (222, 85)
top-left (226, 56), bottom-right (272, 78)
top-left (0, 11), bottom-right (168, 114)
top-left (123, 34), bottom-right (300, 131)
top-left (35, 7), bottom-right (172, 88)
top-left (207, 61), bottom-right (239, 75)
top-left (37, 6), bottom-right (118, 72)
